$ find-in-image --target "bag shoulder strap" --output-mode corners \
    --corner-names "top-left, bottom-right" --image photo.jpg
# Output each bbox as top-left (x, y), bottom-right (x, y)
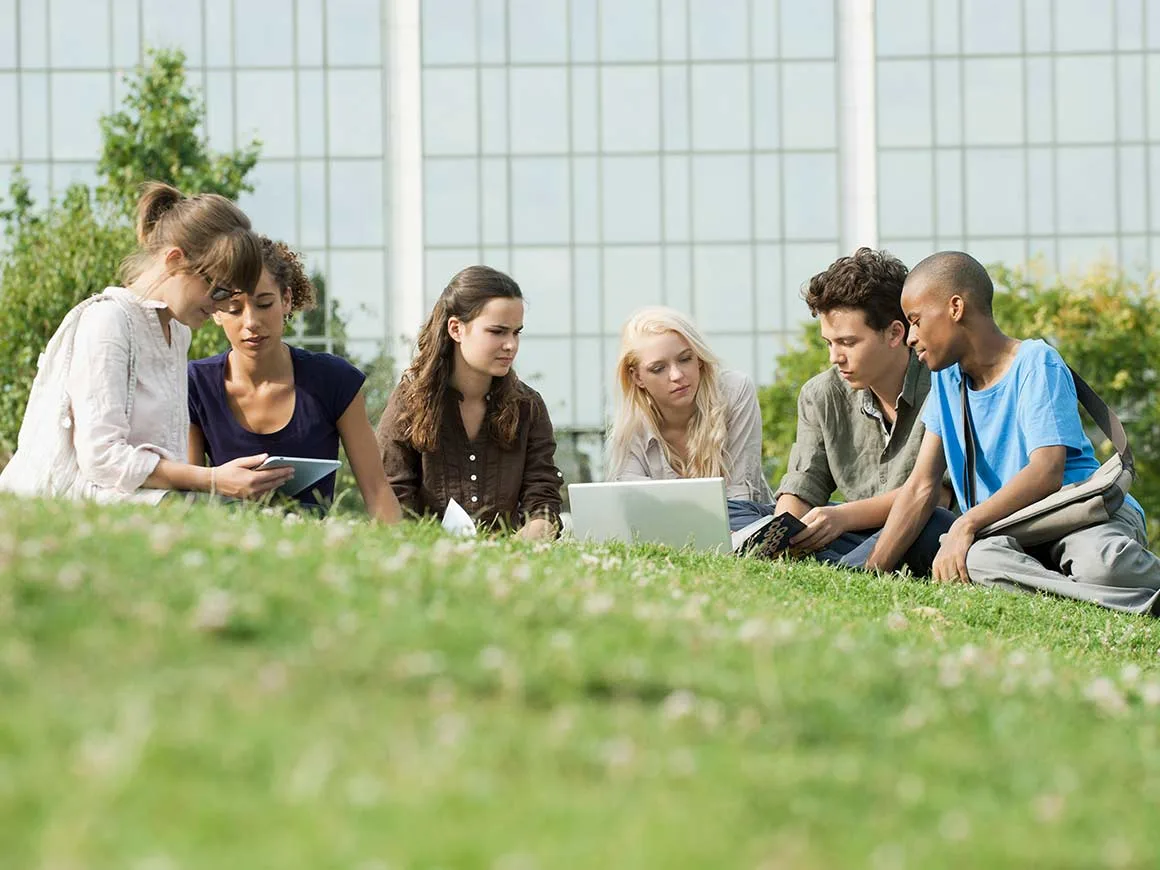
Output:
top-left (960, 360), bottom-right (1134, 511)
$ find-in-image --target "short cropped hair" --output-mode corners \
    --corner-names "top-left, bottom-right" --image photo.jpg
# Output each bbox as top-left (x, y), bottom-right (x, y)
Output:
top-left (908, 251), bottom-right (995, 314)
top-left (803, 247), bottom-right (909, 331)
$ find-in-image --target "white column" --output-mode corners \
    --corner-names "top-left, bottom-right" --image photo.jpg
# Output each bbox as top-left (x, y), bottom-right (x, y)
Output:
top-left (837, 0), bottom-right (878, 252)
top-left (385, 0), bottom-right (425, 361)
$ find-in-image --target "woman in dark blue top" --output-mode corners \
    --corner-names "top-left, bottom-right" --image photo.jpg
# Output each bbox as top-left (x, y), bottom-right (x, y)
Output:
top-left (188, 237), bottom-right (402, 521)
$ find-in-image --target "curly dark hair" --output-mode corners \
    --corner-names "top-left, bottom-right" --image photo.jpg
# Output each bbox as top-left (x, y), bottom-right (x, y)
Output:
top-left (394, 265), bottom-right (526, 453)
top-left (803, 247), bottom-right (908, 331)
top-left (259, 236), bottom-right (317, 313)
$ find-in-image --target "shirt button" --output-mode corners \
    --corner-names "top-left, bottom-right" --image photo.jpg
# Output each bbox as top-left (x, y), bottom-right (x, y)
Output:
top-left (469, 454), bottom-right (476, 461)
top-left (470, 474), bottom-right (477, 481)
top-left (471, 495), bottom-right (478, 503)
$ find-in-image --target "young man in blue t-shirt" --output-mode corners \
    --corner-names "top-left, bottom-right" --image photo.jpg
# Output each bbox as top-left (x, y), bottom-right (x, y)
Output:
top-left (864, 251), bottom-right (1160, 615)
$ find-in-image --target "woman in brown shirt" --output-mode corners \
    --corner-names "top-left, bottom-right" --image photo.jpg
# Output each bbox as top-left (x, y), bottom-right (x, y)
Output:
top-left (376, 265), bottom-right (563, 539)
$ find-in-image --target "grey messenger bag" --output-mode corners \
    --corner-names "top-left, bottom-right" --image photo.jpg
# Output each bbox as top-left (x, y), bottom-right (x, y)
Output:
top-left (961, 366), bottom-right (1135, 548)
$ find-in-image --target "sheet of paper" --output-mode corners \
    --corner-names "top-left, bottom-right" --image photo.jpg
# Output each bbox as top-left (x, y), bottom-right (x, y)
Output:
top-left (442, 497), bottom-right (477, 537)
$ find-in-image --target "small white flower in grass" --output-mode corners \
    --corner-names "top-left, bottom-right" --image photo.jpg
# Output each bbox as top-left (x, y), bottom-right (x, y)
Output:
top-left (238, 529), bottom-right (264, 552)
top-left (668, 747), bottom-right (697, 778)
top-left (1102, 838), bottom-right (1133, 869)
top-left (1119, 663), bottom-right (1142, 688)
top-left (899, 704), bottom-right (928, 732)
top-left (381, 544), bottom-right (417, 573)
top-left (601, 736), bottom-right (636, 772)
top-left (181, 550), bottom-right (206, 569)
top-left (832, 632), bottom-right (856, 653)
top-left (430, 538), bottom-right (456, 567)
top-left (662, 689), bottom-right (696, 722)
top-left (511, 562), bottom-right (532, 583)
top-left (74, 522), bottom-right (94, 539)
top-left (1140, 681), bottom-right (1160, 707)
top-left (738, 618), bottom-right (767, 644)
top-left (435, 712), bottom-right (468, 747)
top-left (1084, 677), bottom-right (1128, 716)
top-left (394, 650), bottom-right (444, 678)
top-left (190, 588), bottom-right (233, 632)
top-left (493, 853), bottom-right (537, 870)
top-left (149, 525), bottom-right (178, 555)
top-left (938, 811), bottom-right (970, 842)
top-left (478, 646), bottom-right (506, 671)
top-left (583, 592), bottom-right (615, 615)
top-left (1032, 792), bottom-right (1065, 824)
top-left (428, 678), bottom-right (456, 708)
top-left (346, 774), bottom-right (383, 808)
top-left (318, 565), bottom-right (351, 593)
top-left (699, 699), bottom-right (724, 731)
top-left (275, 540), bottom-right (295, 559)
top-left (258, 662), bottom-right (289, 694)
top-left (869, 843), bottom-right (906, 870)
top-left (549, 630), bottom-right (573, 652)
top-left (284, 743), bottom-right (333, 802)
top-left (579, 553), bottom-right (600, 567)
top-left (1007, 649), bottom-right (1029, 669)
top-left (323, 522), bottom-right (353, 548)
top-left (937, 655), bottom-right (964, 689)
top-left (133, 855), bottom-right (179, 870)
top-left (885, 611), bottom-right (909, 632)
top-left (56, 563), bottom-right (84, 590)
top-left (958, 644), bottom-right (980, 666)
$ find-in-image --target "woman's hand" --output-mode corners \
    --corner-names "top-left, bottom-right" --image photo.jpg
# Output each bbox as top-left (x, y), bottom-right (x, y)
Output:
top-left (212, 454), bottom-right (295, 500)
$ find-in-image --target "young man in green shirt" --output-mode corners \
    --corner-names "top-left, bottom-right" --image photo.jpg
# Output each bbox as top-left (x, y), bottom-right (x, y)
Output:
top-left (774, 247), bottom-right (955, 575)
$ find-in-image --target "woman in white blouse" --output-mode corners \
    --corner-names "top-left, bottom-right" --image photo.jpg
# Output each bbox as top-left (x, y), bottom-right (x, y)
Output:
top-left (0, 182), bottom-right (293, 503)
top-left (606, 306), bottom-right (774, 531)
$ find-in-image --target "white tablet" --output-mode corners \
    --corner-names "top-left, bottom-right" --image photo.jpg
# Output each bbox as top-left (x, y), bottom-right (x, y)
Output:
top-left (257, 456), bottom-right (342, 497)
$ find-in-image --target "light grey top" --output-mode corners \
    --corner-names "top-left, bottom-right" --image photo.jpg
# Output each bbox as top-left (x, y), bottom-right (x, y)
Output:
top-left (611, 369), bottom-right (775, 503)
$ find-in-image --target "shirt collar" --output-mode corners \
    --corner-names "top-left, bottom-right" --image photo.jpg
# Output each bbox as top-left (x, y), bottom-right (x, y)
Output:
top-left (859, 350), bottom-right (923, 420)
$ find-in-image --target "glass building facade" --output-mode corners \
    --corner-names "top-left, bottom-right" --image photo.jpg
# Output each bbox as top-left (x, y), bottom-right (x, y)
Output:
top-left (2, 0), bottom-right (1159, 430)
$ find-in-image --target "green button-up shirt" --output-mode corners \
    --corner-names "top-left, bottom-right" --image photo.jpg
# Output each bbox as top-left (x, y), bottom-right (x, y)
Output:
top-left (775, 353), bottom-right (930, 508)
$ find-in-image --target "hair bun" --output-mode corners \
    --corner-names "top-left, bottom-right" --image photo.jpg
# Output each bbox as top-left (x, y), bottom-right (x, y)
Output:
top-left (135, 181), bottom-right (186, 245)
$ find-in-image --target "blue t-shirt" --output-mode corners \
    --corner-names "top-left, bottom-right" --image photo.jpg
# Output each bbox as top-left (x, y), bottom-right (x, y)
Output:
top-left (188, 346), bottom-right (366, 508)
top-left (922, 339), bottom-right (1143, 518)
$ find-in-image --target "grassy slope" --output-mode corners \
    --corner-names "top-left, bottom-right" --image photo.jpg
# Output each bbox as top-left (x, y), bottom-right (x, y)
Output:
top-left (1, 496), bottom-right (1159, 870)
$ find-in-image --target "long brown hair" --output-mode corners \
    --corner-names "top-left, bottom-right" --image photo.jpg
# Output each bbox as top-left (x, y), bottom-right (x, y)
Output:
top-left (395, 265), bottom-right (525, 453)
top-left (119, 181), bottom-right (263, 294)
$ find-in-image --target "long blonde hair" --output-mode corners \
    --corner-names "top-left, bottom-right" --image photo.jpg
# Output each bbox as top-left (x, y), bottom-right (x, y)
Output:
top-left (607, 307), bottom-right (729, 480)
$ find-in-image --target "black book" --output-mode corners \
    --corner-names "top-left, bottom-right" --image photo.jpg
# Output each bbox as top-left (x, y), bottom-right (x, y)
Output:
top-left (731, 512), bottom-right (808, 558)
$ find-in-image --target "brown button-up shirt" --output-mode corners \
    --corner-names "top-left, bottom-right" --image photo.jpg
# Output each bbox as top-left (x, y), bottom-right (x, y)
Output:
top-left (377, 379), bottom-right (563, 530)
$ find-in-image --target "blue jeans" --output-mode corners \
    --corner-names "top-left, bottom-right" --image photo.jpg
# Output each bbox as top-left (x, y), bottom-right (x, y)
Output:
top-left (726, 499), bottom-right (956, 578)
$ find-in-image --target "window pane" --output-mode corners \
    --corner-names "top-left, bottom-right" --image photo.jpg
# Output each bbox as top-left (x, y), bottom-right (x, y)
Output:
top-left (1118, 0), bottom-right (1145, 51)
top-left (330, 251), bottom-right (386, 339)
top-left (879, 151), bottom-right (934, 238)
top-left (689, 0), bottom-right (748, 60)
top-left (601, 0), bottom-right (659, 61)
top-left (782, 153), bottom-right (839, 240)
top-left (112, 0), bottom-right (141, 67)
top-left (481, 157), bottom-right (508, 245)
top-left (422, 0), bottom-right (476, 64)
top-left (238, 161), bottom-right (297, 245)
top-left (876, 0), bottom-right (930, 56)
top-left (691, 64), bottom-right (750, 151)
top-left (1054, 0), bottom-right (1114, 51)
top-left (934, 60), bottom-right (962, 145)
top-left (753, 64), bottom-right (780, 149)
top-left (326, 0), bottom-right (381, 65)
top-left (704, 335), bottom-right (756, 378)
top-left (425, 158), bottom-right (480, 246)
top-left (509, 67), bottom-right (569, 154)
top-left (663, 155), bottom-right (690, 242)
top-left (877, 61), bottom-right (932, 148)
top-left (754, 154), bottom-right (781, 240)
top-left (781, 3), bottom-right (834, 58)
top-left (235, 0), bottom-right (294, 67)
top-left (781, 63), bottom-right (836, 149)
top-left (1054, 57), bottom-right (1115, 144)
top-left (784, 243), bottom-right (839, 299)
top-left (692, 245), bottom-right (753, 331)
top-left (330, 160), bottom-right (383, 247)
top-left (328, 70), bottom-right (383, 157)
top-left (572, 156), bottom-right (598, 243)
top-left (203, 71), bottom-right (234, 152)
top-left (515, 338), bottom-right (572, 423)
top-left (752, 1), bottom-right (777, 58)
top-left (661, 65), bottom-right (690, 151)
top-left (601, 66), bottom-right (660, 152)
top-left (480, 0), bottom-right (507, 62)
top-left (298, 160), bottom-right (327, 247)
top-left (20, 0), bottom-right (47, 67)
top-left (569, 0), bottom-right (597, 63)
top-left (513, 247), bottom-right (572, 334)
top-left (509, 0), bottom-right (567, 63)
top-left (969, 238), bottom-right (1027, 270)
top-left (1056, 147), bottom-right (1116, 234)
top-left (962, 0), bottom-right (1022, 54)
top-left (20, 73), bottom-right (48, 159)
top-left (602, 156), bottom-right (661, 243)
top-left (573, 338), bottom-right (605, 426)
top-left (295, 0), bottom-right (324, 66)
top-left (52, 161), bottom-right (98, 196)
top-left (1025, 58), bottom-right (1053, 144)
top-left (294, 71), bottom-right (325, 157)
top-left (50, 72), bottom-right (110, 160)
top-left (963, 60), bottom-right (1024, 146)
top-left (0, 0), bottom-right (15, 68)
top-left (965, 149), bottom-right (1026, 236)
top-left (50, 0), bottom-right (110, 67)
top-left (755, 244), bottom-right (784, 331)
top-left (602, 247), bottom-right (663, 332)
top-left (0, 74), bottom-right (16, 160)
top-left (1057, 237), bottom-right (1117, 271)
top-left (1151, 57), bottom-right (1160, 140)
top-left (1120, 145), bottom-right (1147, 233)
top-left (692, 154), bottom-right (751, 242)
top-left (660, 0), bottom-right (688, 60)
top-left (423, 68), bottom-right (479, 156)
top-left (573, 248), bottom-right (602, 332)
top-left (235, 71), bottom-right (297, 159)
top-left (510, 157), bottom-right (570, 244)
top-left (935, 149), bottom-right (964, 236)
top-left (570, 66), bottom-right (596, 152)
top-left (664, 245), bottom-right (693, 312)
top-left (425, 248), bottom-right (481, 308)
top-left (1023, 0), bottom-right (1052, 52)
top-left (1027, 147), bottom-right (1054, 235)
top-left (1118, 56), bottom-right (1145, 140)
top-left (142, 0), bottom-right (203, 65)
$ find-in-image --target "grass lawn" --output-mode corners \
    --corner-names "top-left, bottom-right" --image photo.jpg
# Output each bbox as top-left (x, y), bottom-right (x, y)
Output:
top-left (2, 496), bottom-right (1159, 870)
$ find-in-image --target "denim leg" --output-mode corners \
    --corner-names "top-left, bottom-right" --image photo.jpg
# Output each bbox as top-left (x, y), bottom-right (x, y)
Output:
top-left (727, 499), bottom-right (775, 532)
top-left (815, 530), bottom-right (874, 565)
top-left (832, 507), bottom-right (957, 576)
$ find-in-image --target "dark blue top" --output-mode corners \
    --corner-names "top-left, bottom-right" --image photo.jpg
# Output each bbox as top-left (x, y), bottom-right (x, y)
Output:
top-left (188, 345), bottom-right (366, 508)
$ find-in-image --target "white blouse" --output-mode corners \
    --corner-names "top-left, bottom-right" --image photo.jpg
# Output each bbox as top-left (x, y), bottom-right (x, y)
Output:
top-left (613, 369), bottom-right (775, 503)
top-left (67, 287), bottom-right (191, 504)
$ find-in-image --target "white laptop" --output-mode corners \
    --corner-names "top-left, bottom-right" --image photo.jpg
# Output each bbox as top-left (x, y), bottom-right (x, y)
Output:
top-left (567, 477), bottom-right (733, 553)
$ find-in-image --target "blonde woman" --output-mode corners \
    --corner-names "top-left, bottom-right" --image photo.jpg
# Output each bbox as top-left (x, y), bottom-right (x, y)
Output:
top-left (607, 306), bottom-right (774, 531)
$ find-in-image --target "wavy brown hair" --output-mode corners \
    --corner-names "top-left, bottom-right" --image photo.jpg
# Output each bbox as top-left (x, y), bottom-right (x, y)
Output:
top-left (259, 236), bottom-right (317, 312)
top-left (803, 246), bottom-right (908, 331)
top-left (395, 265), bottom-right (526, 453)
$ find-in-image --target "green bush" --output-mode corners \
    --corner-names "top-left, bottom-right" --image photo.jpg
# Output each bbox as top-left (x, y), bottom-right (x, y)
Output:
top-left (758, 261), bottom-right (1160, 524)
